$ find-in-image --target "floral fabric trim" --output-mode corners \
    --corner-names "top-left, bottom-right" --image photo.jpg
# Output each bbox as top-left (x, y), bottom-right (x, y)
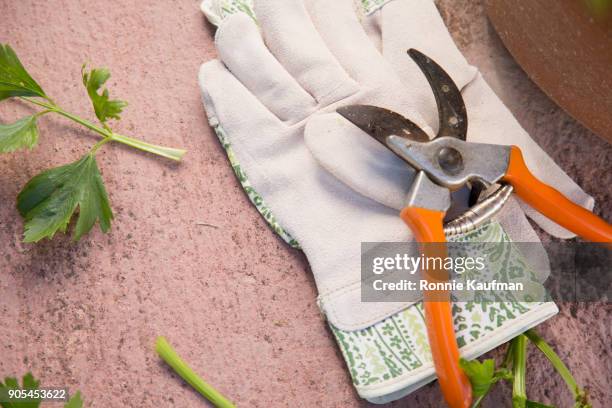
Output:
top-left (200, 0), bottom-right (394, 25)
top-left (330, 222), bottom-right (547, 390)
top-left (358, 0), bottom-right (395, 15)
top-left (201, 0), bottom-right (255, 26)
top-left (214, 125), bottom-right (300, 248)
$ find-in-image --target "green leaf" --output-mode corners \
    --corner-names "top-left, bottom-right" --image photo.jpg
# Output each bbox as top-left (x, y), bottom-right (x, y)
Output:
top-left (0, 373), bottom-right (41, 408)
top-left (0, 377), bottom-right (17, 408)
top-left (0, 115), bottom-right (39, 153)
top-left (0, 373), bottom-right (83, 408)
top-left (0, 44), bottom-right (46, 101)
top-left (1, 377), bottom-right (19, 389)
top-left (81, 65), bottom-right (127, 123)
top-left (19, 374), bottom-right (39, 392)
top-left (64, 391), bottom-right (83, 408)
top-left (17, 153), bottom-right (114, 242)
top-left (459, 358), bottom-right (496, 398)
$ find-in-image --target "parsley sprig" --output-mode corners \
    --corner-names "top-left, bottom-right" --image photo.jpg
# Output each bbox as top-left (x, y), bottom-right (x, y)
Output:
top-left (460, 329), bottom-right (591, 408)
top-left (0, 44), bottom-right (186, 242)
top-left (0, 372), bottom-right (83, 408)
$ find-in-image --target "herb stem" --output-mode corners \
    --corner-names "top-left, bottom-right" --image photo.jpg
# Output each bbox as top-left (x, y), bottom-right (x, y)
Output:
top-left (90, 137), bottom-right (112, 154)
top-left (43, 95), bottom-right (57, 106)
top-left (111, 132), bottom-right (187, 161)
top-left (21, 96), bottom-right (55, 110)
top-left (524, 329), bottom-right (586, 402)
top-left (21, 97), bottom-right (186, 161)
top-left (511, 335), bottom-right (527, 408)
top-left (502, 340), bottom-right (515, 369)
top-left (471, 394), bottom-right (486, 408)
top-left (155, 337), bottom-right (236, 408)
top-left (33, 109), bottom-right (53, 118)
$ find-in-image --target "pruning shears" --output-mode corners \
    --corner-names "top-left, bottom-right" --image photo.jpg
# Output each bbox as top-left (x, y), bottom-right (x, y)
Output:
top-left (338, 49), bottom-right (612, 408)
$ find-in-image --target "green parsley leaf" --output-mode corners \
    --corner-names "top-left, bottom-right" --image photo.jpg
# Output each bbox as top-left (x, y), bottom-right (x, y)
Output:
top-left (64, 391), bottom-right (83, 408)
top-left (0, 44), bottom-right (46, 102)
top-left (81, 65), bottom-right (127, 123)
top-left (459, 358), bottom-right (496, 398)
top-left (1, 377), bottom-right (19, 390)
top-left (0, 373), bottom-right (84, 408)
top-left (0, 372), bottom-right (41, 408)
top-left (0, 115), bottom-right (39, 153)
top-left (17, 153), bottom-right (113, 242)
top-left (0, 377), bottom-right (19, 408)
top-left (19, 374), bottom-right (39, 393)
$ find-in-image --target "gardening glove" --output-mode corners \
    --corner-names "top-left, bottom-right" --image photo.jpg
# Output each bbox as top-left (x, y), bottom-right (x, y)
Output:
top-left (198, 0), bottom-right (558, 403)
top-left (306, 0), bottom-right (595, 239)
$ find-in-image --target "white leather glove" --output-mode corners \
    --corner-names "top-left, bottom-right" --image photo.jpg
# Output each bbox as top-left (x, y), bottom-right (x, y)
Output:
top-left (306, 0), bottom-right (594, 239)
top-left (198, 0), bottom-right (558, 403)
top-left (200, 0), bottom-right (444, 333)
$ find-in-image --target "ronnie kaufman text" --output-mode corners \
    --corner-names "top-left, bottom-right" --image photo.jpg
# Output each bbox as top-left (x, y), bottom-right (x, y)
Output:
top-left (372, 280), bottom-right (524, 292)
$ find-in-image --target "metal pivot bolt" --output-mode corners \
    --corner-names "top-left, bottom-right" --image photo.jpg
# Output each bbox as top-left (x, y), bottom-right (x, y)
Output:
top-left (437, 147), bottom-right (464, 175)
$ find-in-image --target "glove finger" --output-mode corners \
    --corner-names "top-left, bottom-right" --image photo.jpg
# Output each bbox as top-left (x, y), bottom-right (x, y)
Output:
top-left (379, 0), bottom-right (477, 89)
top-left (305, 0), bottom-right (393, 87)
top-left (464, 74), bottom-right (595, 239)
top-left (305, 113), bottom-right (415, 211)
top-left (374, 0), bottom-right (478, 132)
top-left (216, 13), bottom-right (317, 123)
top-left (254, 0), bottom-right (359, 105)
top-left (199, 59), bottom-right (286, 147)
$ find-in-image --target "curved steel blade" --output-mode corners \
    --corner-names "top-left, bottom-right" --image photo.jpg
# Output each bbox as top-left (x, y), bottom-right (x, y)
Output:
top-left (408, 49), bottom-right (468, 140)
top-left (336, 105), bottom-right (430, 145)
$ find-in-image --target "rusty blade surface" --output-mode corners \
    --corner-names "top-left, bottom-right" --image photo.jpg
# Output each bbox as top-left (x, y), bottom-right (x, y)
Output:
top-left (408, 48), bottom-right (468, 140)
top-left (336, 105), bottom-right (430, 145)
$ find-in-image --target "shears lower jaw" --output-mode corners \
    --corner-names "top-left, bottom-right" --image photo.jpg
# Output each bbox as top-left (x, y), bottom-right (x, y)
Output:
top-left (338, 49), bottom-right (612, 408)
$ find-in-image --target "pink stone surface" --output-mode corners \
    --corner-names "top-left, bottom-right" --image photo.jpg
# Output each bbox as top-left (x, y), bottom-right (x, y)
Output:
top-left (0, 1), bottom-right (610, 407)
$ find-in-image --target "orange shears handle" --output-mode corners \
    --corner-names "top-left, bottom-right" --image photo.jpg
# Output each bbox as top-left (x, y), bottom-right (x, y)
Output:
top-left (504, 147), bottom-right (612, 243)
top-left (400, 207), bottom-right (473, 408)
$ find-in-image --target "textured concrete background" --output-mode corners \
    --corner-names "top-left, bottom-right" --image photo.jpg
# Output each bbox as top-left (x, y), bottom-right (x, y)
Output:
top-left (0, 1), bottom-right (610, 407)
